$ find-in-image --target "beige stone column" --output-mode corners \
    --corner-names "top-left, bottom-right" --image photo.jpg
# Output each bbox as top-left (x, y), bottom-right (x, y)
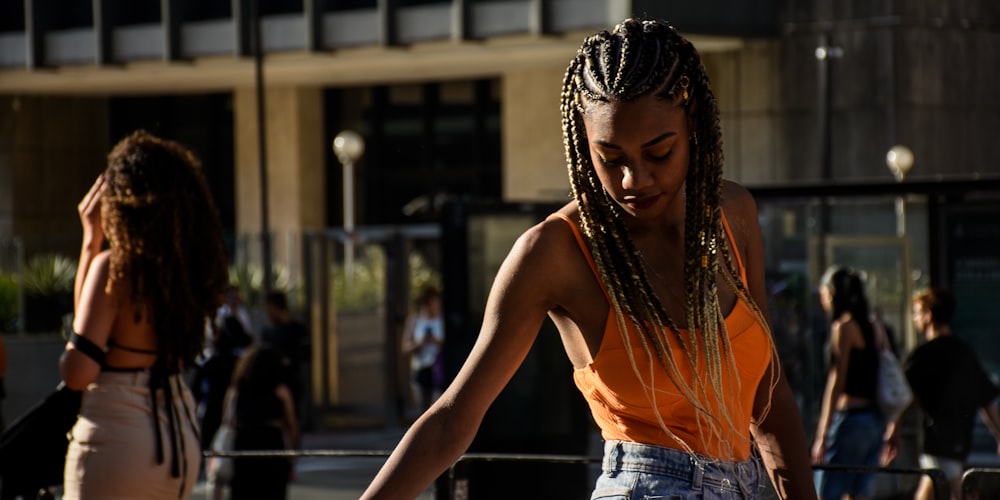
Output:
top-left (233, 85), bottom-right (328, 411)
top-left (233, 86), bottom-right (326, 276)
top-left (501, 68), bottom-right (570, 203)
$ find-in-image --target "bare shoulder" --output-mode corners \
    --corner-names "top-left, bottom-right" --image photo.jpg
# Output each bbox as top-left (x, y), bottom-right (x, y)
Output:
top-left (499, 202), bottom-right (590, 306)
top-left (719, 180), bottom-right (762, 247)
top-left (83, 250), bottom-right (115, 299)
top-left (511, 202), bottom-right (580, 258)
top-left (720, 179), bottom-right (758, 215)
top-left (90, 249), bottom-right (113, 274)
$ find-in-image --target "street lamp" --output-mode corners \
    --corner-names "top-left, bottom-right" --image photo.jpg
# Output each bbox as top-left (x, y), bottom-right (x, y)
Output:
top-left (885, 145), bottom-right (914, 236)
top-left (886, 145), bottom-right (916, 351)
top-left (333, 130), bottom-right (365, 280)
top-left (886, 145), bottom-right (914, 183)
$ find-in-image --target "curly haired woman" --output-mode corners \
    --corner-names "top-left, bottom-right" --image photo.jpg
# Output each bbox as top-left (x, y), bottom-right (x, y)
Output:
top-left (61, 130), bottom-right (229, 498)
top-left (363, 18), bottom-right (815, 499)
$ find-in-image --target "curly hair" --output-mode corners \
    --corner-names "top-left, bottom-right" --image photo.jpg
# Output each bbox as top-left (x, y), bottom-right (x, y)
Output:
top-left (560, 18), bottom-right (775, 456)
top-left (101, 130), bottom-right (229, 370)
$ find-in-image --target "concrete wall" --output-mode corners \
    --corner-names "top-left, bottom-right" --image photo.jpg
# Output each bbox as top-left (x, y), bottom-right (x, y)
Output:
top-left (779, 0), bottom-right (1000, 182)
top-left (500, 42), bottom-right (794, 200)
top-left (1, 334), bottom-right (65, 428)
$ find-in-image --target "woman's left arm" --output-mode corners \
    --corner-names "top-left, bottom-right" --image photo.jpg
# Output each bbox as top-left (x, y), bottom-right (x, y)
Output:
top-left (751, 360), bottom-right (817, 499)
top-left (730, 182), bottom-right (817, 498)
top-left (277, 384), bottom-right (300, 450)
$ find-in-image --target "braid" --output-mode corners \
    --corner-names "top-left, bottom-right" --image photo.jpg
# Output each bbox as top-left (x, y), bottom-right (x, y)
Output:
top-left (562, 18), bottom-right (776, 457)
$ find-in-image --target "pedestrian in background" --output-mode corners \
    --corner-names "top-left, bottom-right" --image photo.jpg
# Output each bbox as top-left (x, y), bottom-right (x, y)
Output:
top-left (261, 290), bottom-right (309, 426)
top-left (883, 287), bottom-right (1000, 500)
top-left (215, 285), bottom-right (253, 340)
top-left (363, 18), bottom-right (815, 499)
top-left (813, 266), bottom-right (888, 500)
top-left (62, 130), bottom-right (229, 498)
top-left (194, 315), bottom-right (253, 451)
top-left (226, 345), bottom-right (299, 500)
top-left (400, 285), bottom-right (444, 413)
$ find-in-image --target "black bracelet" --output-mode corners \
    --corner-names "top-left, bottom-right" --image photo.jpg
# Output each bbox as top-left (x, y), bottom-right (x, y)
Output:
top-left (70, 331), bottom-right (107, 366)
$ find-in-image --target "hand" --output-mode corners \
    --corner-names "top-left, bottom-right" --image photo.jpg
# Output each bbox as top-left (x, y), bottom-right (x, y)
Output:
top-left (881, 432), bottom-right (900, 466)
top-left (78, 175), bottom-right (106, 248)
top-left (880, 423), bottom-right (900, 466)
top-left (811, 437), bottom-right (826, 464)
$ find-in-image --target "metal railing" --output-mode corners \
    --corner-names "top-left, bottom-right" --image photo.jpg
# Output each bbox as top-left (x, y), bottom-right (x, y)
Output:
top-left (203, 449), bottom-right (952, 499)
top-left (962, 468), bottom-right (1000, 499)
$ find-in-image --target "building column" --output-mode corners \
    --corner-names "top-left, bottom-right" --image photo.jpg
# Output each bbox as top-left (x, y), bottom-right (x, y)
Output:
top-left (233, 85), bottom-right (326, 281)
top-left (233, 86), bottom-right (329, 421)
top-left (501, 68), bottom-right (568, 202)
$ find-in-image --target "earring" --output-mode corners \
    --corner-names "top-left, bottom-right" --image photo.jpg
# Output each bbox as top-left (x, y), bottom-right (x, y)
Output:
top-left (677, 75), bottom-right (690, 103)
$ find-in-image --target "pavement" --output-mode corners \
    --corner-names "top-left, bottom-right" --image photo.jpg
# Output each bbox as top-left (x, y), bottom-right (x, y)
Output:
top-left (192, 426), bottom-right (435, 500)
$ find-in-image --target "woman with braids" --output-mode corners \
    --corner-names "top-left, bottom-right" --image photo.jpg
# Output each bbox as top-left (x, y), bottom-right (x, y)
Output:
top-left (363, 18), bottom-right (815, 499)
top-left (813, 267), bottom-right (889, 500)
top-left (62, 130), bottom-right (229, 498)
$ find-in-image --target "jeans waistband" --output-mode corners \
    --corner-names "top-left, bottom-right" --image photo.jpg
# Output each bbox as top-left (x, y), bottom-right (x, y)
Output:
top-left (602, 440), bottom-right (759, 494)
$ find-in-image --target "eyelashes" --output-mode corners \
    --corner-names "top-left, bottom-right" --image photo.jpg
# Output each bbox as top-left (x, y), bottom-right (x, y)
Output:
top-left (597, 150), bottom-right (672, 168)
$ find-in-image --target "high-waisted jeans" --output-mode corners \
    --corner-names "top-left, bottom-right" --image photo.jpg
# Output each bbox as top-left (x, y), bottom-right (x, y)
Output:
top-left (592, 440), bottom-right (762, 499)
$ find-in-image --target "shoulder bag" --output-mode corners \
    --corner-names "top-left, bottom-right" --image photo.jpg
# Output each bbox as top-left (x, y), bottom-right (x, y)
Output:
top-left (0, 383), bottom-right (82, 497)
top-left (875, 323), bottom-right (913, 422)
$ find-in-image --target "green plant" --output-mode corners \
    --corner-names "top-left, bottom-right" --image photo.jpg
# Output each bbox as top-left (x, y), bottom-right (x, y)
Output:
top-left (22, 254), bottom-right (76, 295)
top-left (22, 254), bottom-right (75, 333)
top-left (332, 245), bottom-right (386, 311)
top-left (0, 272), bottom-right (18, 332)
top-left (228, 262), bottom-right (296, 307)
top-left (408, 251), bottom-right (442, 304)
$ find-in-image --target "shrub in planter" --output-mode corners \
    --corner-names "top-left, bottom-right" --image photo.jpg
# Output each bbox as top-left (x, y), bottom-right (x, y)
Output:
top-left (22, 254), bottom-right (76, 333)
top-left (0, 272), bottom-right (18, 332)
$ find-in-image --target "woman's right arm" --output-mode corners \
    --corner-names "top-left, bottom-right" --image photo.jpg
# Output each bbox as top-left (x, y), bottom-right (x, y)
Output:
top-left (62, 250), bottom-right (116, 389)
top-left (63, 174), bottom-right (115, 390)
top-left (75, 175), bottom-right (106, 310)
top-left (361, 222), bottom-right (563, 500)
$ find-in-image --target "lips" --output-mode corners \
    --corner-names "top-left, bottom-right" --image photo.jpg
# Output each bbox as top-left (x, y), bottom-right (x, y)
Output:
top-left (624, 194), bottom-right (661, 210)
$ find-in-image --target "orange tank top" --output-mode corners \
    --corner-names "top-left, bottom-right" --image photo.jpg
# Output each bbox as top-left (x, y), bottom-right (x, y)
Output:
top-left (550, 212), bottom-right (773, 461)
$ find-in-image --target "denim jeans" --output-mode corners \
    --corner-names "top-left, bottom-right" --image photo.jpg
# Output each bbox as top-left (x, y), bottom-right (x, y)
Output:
top-left (814, 407), bottom-right (885, 500)
top-left (592, 440), bottom-right (762, 499)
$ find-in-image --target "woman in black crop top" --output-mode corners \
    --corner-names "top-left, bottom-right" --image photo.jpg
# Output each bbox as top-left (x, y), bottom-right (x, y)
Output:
top-left (812, 266), bottom-right (888, 500)
top-left (61, 131), bottom-right (229, 499)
